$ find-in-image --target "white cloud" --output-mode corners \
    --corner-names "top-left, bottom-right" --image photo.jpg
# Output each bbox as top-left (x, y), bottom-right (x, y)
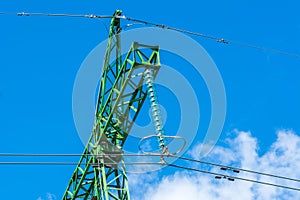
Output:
top-left (46, 193), bottom-right (56, 200)
top-left (37, 193), bottom-right (56, 200)
top-left (130, 130), bottom-right (300, 200)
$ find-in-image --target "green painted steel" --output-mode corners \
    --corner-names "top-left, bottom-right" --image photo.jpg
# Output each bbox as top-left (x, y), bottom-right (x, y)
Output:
top-left (62, 10), bottom-right (161, 200)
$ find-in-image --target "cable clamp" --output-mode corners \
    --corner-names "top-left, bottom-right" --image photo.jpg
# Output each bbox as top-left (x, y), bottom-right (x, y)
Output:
top-left (116, 15), bottom-right (126, 19)
top-left (86, 14), bottom-right (97, 18)
top-left (17, 12), bottom-right (29, 16)
top-left (216, 38), bottom-right (229, 44)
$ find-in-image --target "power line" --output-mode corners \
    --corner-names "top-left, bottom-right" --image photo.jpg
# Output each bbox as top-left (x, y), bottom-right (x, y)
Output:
top-left (2, 158), bottom-right (299, 193)
top-left (167, 163), bottom-right (300, 192)
top-left (1, 11), bottom-right (300, 59)
top-left (170, 155), bottom-right (300, 184)
top-left (0, 153), bottom-right (160, 157)
top-left (0, 11), bottom-right (113, 19)
top-left (0, 161), bottom-right (161, 166)
top-left (2, 153), bottom-right (300, 184)
top-left (123, 16), bottom-right (300, 59)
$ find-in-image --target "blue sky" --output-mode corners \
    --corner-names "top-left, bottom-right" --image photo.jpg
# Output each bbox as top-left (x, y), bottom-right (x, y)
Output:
top-left (1, 1), bottom-right (300, 199)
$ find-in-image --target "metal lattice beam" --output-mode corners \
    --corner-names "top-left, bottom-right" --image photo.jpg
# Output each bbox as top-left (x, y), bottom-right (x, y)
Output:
top-left (63, 10), bottom-right (161, 200)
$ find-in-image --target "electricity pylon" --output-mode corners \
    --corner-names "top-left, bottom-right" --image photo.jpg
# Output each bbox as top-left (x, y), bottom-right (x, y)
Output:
top-left (62, 10), bottom-right (161, 199)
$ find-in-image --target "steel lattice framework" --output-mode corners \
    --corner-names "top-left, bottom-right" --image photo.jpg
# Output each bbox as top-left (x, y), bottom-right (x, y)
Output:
top-left (63, 10), bottom-right (161, 200)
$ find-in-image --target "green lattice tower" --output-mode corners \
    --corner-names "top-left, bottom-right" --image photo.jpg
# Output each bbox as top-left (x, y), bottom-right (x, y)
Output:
top-left (62, 10), bottom-right (161, 200)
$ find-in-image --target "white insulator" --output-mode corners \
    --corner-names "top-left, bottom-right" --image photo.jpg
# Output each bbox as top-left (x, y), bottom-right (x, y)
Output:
top-left (144, 68), bottom-right (166, 149)
top-left (154, 109), bottom-right (160, 114)
top-left (155, 119), bottom-right (160, 123)
top-left (154, 114), bottom-right (160, 120)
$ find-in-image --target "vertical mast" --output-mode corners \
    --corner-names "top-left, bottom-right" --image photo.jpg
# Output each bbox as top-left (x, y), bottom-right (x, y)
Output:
top-left (63, 10), bottom-right (161, 200)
